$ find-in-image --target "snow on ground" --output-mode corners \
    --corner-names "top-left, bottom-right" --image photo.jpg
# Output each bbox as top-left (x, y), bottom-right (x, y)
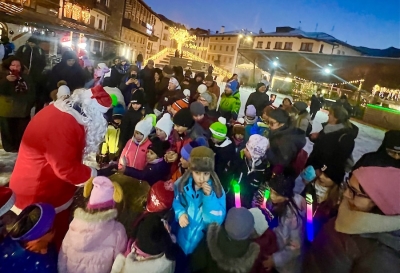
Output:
top-left (0, 86), bottom-right (385, 186)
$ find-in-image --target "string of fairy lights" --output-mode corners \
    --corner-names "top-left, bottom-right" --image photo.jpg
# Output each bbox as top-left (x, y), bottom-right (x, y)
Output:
top-left (293, 76), bottom-right (365, 86)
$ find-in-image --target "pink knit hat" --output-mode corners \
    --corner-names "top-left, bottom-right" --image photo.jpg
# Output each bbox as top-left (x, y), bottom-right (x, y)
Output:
top-left (87, 176), bottom-right (116, 209)
top-left (353, 167), bottom-right (400, 215)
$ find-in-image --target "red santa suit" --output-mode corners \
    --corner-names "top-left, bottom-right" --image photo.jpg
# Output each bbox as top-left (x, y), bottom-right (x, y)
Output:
top-left (9, 85), bottom-right (112, 248)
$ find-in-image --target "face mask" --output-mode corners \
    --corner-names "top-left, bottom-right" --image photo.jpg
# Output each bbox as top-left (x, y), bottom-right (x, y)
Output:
top-left (314, 183), bottom-right (329, 203)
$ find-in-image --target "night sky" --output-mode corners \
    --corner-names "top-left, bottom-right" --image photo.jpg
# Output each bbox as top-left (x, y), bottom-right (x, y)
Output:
top-left (145, 0), bottom-right (400, 49)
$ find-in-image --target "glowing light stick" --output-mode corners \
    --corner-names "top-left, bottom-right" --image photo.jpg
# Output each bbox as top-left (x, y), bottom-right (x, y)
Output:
top-left (306, 193), bottom-right (314, 242)
top-left (233, 173), bottom-right (243, 208)
top-left (262, 187), bottom-right (271, 209)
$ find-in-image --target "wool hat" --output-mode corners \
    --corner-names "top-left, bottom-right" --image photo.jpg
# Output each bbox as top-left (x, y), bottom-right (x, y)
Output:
top-left (225, 207), bottom-right (255, 241)
top-left (82, 85), bottom-right (112, 113)
top-left (180, 137), bottom-right (208, 161)
top-left (57, 85), bottom-right (70, 99)
top-left (148, 137), bottom-right (170, 158)
top-left (110, 94), bottom-right (119, 107)
top-left (131, 90), bottom-right (145, 105)
top-left (197, 84), bottom-right (207, 94)
top-left (246, 134), bottom-right (268, 162)
top-left (169, 77), bottom-right (180, 88)
top-left (85, 176), bottom-right (123, 210)
top-left (205, 75), bottom-right (214, 82)
top-left (249, 207), bottom-right (269, 236)
top-left (210, 117), bottom-right (227, 141)
top-left (163, 65), bottom-right (174, 75)
top-left (135, 115), bottom-right (154, 139)
top-left (156, 113), bottom-right (174, 139)
top-left (146, 181), bottom-right (174, 213)
top-left (353, 167), bottom-right (400, 215)
top-left (27, 36), bottom-right (39, 44)
top-left (173, 108), bottom-right (195, 128)
top-left (232, 117), bottom-right (245, 135)
top-left (269, 108), bottom-right (290, 124)
top-left (189, 146), bottom-right (215, 172)
top-left (135, 214), bottom-right (174, 257)
top-left (172, 98), bottom-right (189, 112)
top-left (112, 103), bottom-right (125, 119)
top-left (246, 105), bottom-right (257, 118)
top-left (0, 187), bottom-right (15, 217)
top-left (301, 166), bottom-right (316, 182)
top-left (383, 130), bottom-right (400, 151)
top-left (190, 101), bottom-right (205, 116)
top-left (320, 163), bottom-right (345, 184)
top-left (256, 82), bottom-right (266, 91)
top-left (269, 174), bottom-right (295, 198)
top-left (226, 81), bottom-right (239, 92)
top-left (200, 92), bottom-right (213, 104)
top-left (293, 101), bottom-right (308, 112)
top-left (10, 203), bottom-right (56, 242)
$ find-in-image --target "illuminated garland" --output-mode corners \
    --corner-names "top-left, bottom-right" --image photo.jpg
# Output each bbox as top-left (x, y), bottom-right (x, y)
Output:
top-left (169, 27), bottom-right (196, 51)
top-left (294, 76), bottom-right (364, 86)
top-left (372, 85), bottom-right (399, 101)
top-left (183, 43), bottom-right (208, 51)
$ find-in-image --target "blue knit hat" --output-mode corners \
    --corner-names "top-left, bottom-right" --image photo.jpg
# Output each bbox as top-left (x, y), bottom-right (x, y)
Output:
top-left (180, 137), bottom-right (208, 161)
top-left (112, 104), bottom-right (125, 119)
top-left (226, 80), bottom-right (239, 92)
top-left (225, 207), bottom-right (254, 241)
top-left (301, 165), bottom-right (316, 182)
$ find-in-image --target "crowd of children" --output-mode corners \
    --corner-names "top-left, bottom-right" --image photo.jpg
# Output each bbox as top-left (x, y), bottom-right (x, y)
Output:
top-left (1, 64), bottom-right (400, 273)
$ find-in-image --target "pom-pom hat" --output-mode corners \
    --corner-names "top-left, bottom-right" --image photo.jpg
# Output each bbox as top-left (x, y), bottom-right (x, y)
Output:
top-left (233, 118), bottom-right (245, 135)
top-left (197, 84), bottom-right (207, 94)
top-left (172, 98), bottom-right (189, 112)
top-left (156, 113), bottom-right (174, 139)
top-left (84, 176), bottom-right (123, 210)
top-left (181, 137), bottom-right (208, 161)
top-left (146, 181), bottom-right (174, 213)
top-left (209, 117), bottom-right (227, 141)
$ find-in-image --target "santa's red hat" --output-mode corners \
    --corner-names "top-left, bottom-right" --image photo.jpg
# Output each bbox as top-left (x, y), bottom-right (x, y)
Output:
top-left (84, 85), bottom-right (112, 113)
top-left (146, 181), bottom-right (174, 213)
top-left (0, 187), bottom-right (15, 217)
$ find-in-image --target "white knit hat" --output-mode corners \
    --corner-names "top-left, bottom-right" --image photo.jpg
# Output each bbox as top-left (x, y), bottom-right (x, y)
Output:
top-left (197, 84), bottom-right (207, 94)
top-left (249, 208), bottom-right (269, 236)
top-left (135, 115), bottom-right (153, 139)
top-left (57, 85), bottom-right (70, 99)
top-left (156, 113), bottom-right (174, 139)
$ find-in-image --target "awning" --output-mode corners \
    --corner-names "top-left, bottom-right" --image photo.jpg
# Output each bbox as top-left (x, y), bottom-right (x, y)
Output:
top-left (237, 48), bottom-right (400, 90)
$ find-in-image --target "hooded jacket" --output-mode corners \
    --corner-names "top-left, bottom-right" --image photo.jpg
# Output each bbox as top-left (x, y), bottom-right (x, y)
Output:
top-left (58, 208), bottom-right (127, 273)
top-left (245, 90), bottom-right (270, 116)
top-left (219, 91), bottom-right (241, 118)
top-left (119, 137), bottom-right (151, 171)
top-left (15, 43), bottom-right (46, 82)
top-left (173, 176), bottom-right (226, 255)
top-left (190, 224), bottom-right (260, 273)
top-left (303, 198), bottom-right (400, 273)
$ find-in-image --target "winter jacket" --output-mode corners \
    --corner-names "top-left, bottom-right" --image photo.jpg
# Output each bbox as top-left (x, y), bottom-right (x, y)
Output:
top-left (189, 122), bottom-right (210, 140)
top-left (169, 130), bottom-right (193, 175)
top-left (139, 66), bottom-right (156, 100)
top-left (119, 138), bottom-right (151, 170)
top-left (336, 99), bottom-right (353, 117)
top-left (303, 198), bottom-right (400, 273)
top-left (58, 208), bottom-right (127, 273)
top-left (272, 194), bottom-right (306, 273)
top-left (171, 165), bottom-right (185, 182)
top-left (267, 126), bottom-right (307, 169)
top-left (209, 137), bottom-right (235, 182)
top-left (310, 95), bottom-right (322, 112)
top-left (0, 70), bottom-right (36, 118)
top-left (197, 113), bottom-right (217, 132)
top-left (307, 123), bottom-right (358, 171)
top-left (119, 75), bottom-right (142, 106)
top-left (112, 252), bottom-right (174, 273)
top-left (207, 81), bottom-right (221, 98)
top-left (158, 76), bottom-right (170, 98)
top-left (109, 65), bottom-right (128, 88)
top-left (294, 112), bottom-right (311, 134)
top-left (173, 176), bottom-right (226, 255)
top-left (219, 91), bottom-right (241, 120)
top-left (0, 235), bottom-right (57, 273)
top-left (190, 224), bottom-right (260, 273)
top-left (124, 158), bottom-right (170, 186)
top-left (250, 229), bottom-right (279, 273)
top-left (245, 91), bottom-right (270, 116)
top-left (15, 44), bottom-right (46, 82)
top-left (101, 124), bottom-right (120, 155)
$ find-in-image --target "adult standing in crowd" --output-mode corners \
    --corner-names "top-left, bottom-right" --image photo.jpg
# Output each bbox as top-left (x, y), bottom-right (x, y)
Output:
top-left (204, 75), bottom-right (220, 99)
top-left (245, 82), bottom-right (270, 116)
top-left (190, 72), bottom-right (205, 95)
top-left (139, 60), bottom-right (156, 108)
top-left (158, 65), bottom-right (174, 100)
top-left (336, 95), bottom-right (353, 117)
top-left (310, 90), bottom-right (324, 120)
top-left (108, 57), bottom-right (129, 88)
top-left (119, 65), bottom-right (141, 107)
top-left (48, 51), bottom-right (85, 95)
top-left (0, 56), bottom-right (35, 152)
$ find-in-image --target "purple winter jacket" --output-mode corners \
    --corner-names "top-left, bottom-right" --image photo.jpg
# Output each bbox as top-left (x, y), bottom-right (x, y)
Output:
top-left (124, 159), bottom-right (170, 186)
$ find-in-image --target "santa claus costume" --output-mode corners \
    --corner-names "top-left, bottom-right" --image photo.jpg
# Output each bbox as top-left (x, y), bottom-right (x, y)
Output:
top-left (9, 85), bottom-right (112, 249)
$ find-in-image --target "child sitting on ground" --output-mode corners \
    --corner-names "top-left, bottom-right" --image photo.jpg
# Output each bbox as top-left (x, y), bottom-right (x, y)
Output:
top-left (0, 203), bottom-right (58, 273)
top-left (59, 176), bottom-right (127, 273)
top-left (173, 146), bottom-right (226, 255)
top-left (120, 137), bottom-right (171, 185)
top-left (119, 115), bottom-right (153, 170)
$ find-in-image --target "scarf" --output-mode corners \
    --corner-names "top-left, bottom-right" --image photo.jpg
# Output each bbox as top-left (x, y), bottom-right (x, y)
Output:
top-left (323, 123), bottom-right (345, 134)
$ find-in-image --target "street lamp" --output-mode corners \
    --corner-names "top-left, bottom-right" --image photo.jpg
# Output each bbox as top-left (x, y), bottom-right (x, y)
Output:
top-left (323, 68), bottom-right (331, 74)
top-left (273, 61), bottom-right (278, 67)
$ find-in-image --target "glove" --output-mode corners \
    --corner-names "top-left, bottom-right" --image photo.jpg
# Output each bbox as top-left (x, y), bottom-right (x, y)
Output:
top-left (97, 163), bottom-right (118, 177)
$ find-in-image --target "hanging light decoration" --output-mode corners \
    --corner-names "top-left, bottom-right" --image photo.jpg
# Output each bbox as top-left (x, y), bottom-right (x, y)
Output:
top-left (0, 0), bottom-right (25, 15)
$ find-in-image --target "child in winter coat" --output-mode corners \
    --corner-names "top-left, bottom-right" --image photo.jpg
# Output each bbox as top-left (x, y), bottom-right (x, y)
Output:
top-left (244, 105), bottom-right (258, 141)
top-left (190, 101), bottom-right (215, 137)
top-left (120, 137), bottom-right (171, 185)
top-left (219, 81), bottom-right (241, 121)
top-left (265, 174), bottom-right (306, 273)
top-left (155, 113), bottom-right (174, 142)
top-left (119, 115), bottom-right (153, 170)
top-left (58, 176), bottom-right (127, 273)
top-left (231, 118), bottom-right (246, 153)
top-left (0, 203), bottom-right (58, 273)
top-left (112, 213), bottom-right (177, 273)
top-left (173, 146), bottom-right (226, 255)
top-left (208, 117), bottom-right (235, 185)
top-left (0, 187), bottom-right (16, 239)
top-left (229, 134), bottom-right (269, 209)
top-left (190, 207), bottom-right (260, 273)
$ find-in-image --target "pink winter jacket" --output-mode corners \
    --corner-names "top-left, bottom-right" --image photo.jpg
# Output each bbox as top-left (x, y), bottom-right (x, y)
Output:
top-left (118, 138), bottom-right (151, 171)
top-left (58, 208), bottom-right (127, 273)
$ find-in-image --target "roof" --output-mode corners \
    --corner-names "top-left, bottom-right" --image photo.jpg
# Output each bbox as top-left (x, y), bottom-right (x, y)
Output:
top-left (355, 46), bottom-right (400, 58)
top-left (198, 29), bottom-right (256, 37)
top-left (157, 14), bottom-right (185, 28)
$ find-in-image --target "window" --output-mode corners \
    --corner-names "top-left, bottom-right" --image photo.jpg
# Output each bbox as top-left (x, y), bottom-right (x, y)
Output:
top-left (256, 41), bottom-right (263, 48)
top-left (89, 15), bottom-right (95, 27)
top-left (219, 45), bottom-right (222, 50)
top-left (319, 44), bottom-right (324, 53)
top-left (228, 37), bottom-right (231, 40)
top-left (229, 57), bottom-right (232, 63)
top-left (207, 55), bottom-right (210, 60)
top-left (98, 19), bottom-right (103, 30)
top-left (212, 55), bottom-right (214, 60)
top-left (105, 0), bottom-right (110, 7)
top-left (209, 45), bottom-right (212, 49)
top-left (93, 41), bottom-right (101, 52)
top-left (223, 57), bottom-right (226, 62)
top-left (284, 42), bottom-right (293, 50)
top-left (266, 41), bottom-right (271, 49)
top-left (199, 43), bottom-right (201, 47)
top-left (162, 33), bottom-right (168, 41)
top-left (300, 43), bottom-right (313, 52)
top-left (216, 38), bottom-right (218, 40)
top-left (342, 51), bottom-right (345, 55)
top-left (337, 50), bottom-right (341, 55)
top-left (226, 46), bottom-right (229, 51)
top-left (274, 42), bottom-right (282, 49)
top-left (164, 26), bottom-right (168, 30)
top-left (213, 45), bottom-right (216, 50)
top-left (222, 37), bottom-right (224, 40)
top-left (231, 46), bottom-right (234, 51)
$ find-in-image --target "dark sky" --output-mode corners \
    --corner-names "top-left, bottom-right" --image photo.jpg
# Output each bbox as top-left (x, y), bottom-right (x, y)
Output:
top-left (145, 0), bottom-right (400, 49)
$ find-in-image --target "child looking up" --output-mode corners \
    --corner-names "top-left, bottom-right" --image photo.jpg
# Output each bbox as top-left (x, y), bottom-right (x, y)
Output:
top-left (173, 146), bottom-right (226, 255)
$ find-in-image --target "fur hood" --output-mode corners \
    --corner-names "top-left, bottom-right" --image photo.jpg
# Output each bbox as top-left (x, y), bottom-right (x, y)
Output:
top-left (207, 224), bottom-right (260, 273)
top-left (74, 208), bottom-right (118, 223)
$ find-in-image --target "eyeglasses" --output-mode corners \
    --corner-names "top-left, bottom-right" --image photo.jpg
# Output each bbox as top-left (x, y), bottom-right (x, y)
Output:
top-left (345, 178), bottom-right (370, 199)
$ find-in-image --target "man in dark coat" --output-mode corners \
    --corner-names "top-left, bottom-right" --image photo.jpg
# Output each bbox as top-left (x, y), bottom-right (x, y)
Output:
top-left (245, 82), bottom-right (270, 116)
top-left (310, 93), bottom-right (323, 120)
top-left (139, 60), bottom-right (156, 108)
top-left (336, 95), bottom-right (353, 117)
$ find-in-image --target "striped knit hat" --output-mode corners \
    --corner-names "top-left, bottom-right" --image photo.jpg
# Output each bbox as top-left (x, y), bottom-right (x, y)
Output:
top-left (210, 117), bottom-right (227, 141)
top-left (172, 98), bottom-right (189, 112)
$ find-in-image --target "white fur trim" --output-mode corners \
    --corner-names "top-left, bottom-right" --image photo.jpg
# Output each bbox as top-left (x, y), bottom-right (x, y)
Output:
top-left (53, 100), bottom-right (86, 125)
top-left (74, 208), bottom-right (118, 222)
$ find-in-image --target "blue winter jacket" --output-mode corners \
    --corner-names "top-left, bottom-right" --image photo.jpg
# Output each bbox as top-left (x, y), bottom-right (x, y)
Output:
top-left (173, 176), bottom-right (226, 255)
top-left (0, 237), bottom-right (58, 273)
